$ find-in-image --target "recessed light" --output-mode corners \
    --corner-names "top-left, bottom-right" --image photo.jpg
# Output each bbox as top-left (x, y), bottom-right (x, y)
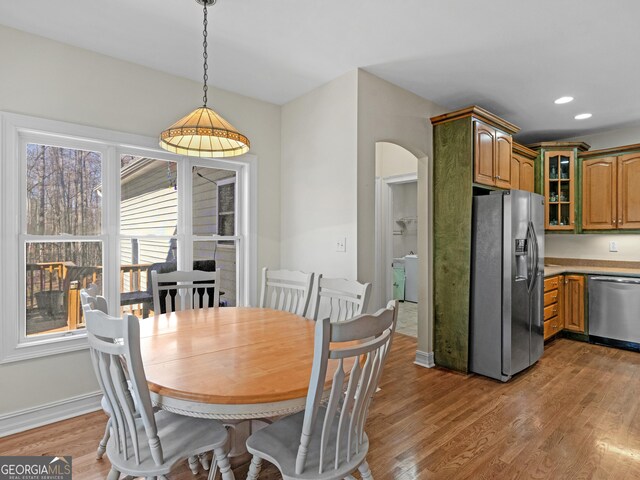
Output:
top-left (575, 113), bottom-right (592, 120)
top-left (554, 96), bottom-right (574, 104)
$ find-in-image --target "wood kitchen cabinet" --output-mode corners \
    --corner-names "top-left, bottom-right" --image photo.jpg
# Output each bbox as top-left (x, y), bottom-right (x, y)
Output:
top-left (529, 142), bottom-right (589, 232)
top-left (512, 143), bottom-right (536, 193)
top-left (582, 152), bottom-right (640, 230)
top-left (543, 275), bottom-right (563, 340)
top-left (545, 151), bottom-right (575, 230)
top-left (583, 157), bottom-right (617, 229)
top-left (474, 121), bottom-right (513, 188)
top-left (564, 275), bottom-right (585, 333)
top-left (618, 153), bottom-right (640, 229)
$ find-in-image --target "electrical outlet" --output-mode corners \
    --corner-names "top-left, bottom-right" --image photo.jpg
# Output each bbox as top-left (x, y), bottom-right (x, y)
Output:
top-left (336, 237), bottom-right (346, 253)
top-left (609, 241), bottom-right (618, 252)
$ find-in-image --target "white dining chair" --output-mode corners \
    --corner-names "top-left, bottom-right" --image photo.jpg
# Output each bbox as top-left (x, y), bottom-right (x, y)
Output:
top-left (80, 286), bottom-right (112, 460)
top-left (245, 300), bottom-right (398, 480)
top-left (151, 269), bottom-right (220, 314)
top-left (259, 267), bottom-right (314, 316)
top-left (85, 308), bottom-right (234, 480)
top-left (310, 276), bottom-right (372, 322)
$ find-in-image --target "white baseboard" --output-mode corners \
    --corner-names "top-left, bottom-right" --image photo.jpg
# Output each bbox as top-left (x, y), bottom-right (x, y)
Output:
top-left (0, 391), bottom-right (103, 438)
top-left (414, 350), bottom-right (435, 368)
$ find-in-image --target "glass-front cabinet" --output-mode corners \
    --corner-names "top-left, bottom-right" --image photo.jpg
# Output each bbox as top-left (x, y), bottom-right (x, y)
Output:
top-left (544, 150), bottom-right (575, 230)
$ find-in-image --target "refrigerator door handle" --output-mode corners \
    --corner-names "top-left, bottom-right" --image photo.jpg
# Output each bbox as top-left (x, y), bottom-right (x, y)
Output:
top-left (526, 222), bottom-right (538, 292)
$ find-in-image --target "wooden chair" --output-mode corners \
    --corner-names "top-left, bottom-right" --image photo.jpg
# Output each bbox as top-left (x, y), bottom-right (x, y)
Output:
top-left (245, 301), bottom-right (398, 480)
top-left (259, 268), bottom-right (314, 316)
top-left (310, 276), bottom-right (372, 322)
top-left (151, 270), bottom-right (220, 314)
top-left (85, 308), bottom-right (234, 480)
top-left (80, 286), bottom-right (111, 460)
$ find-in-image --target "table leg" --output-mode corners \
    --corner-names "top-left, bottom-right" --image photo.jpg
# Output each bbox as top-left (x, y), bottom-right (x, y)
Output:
top-left (224, 419), bottom-right (270, 468)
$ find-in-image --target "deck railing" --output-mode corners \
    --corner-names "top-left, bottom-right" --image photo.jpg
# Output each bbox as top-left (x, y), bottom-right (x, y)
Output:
top-left (26, 262), bottom-right (152, 334)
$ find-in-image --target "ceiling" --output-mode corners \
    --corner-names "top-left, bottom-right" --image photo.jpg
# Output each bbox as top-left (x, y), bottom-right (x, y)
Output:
top-left (1, 0), bottom-right (639, 143)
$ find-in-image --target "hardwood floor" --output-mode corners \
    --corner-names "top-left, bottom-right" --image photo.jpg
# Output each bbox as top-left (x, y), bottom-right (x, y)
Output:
top-left (2, 335), bottom-right (640, 479)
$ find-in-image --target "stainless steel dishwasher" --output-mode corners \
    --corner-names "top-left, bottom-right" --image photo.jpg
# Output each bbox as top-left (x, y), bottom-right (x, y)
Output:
top-left (589, 276), bottom-right (640, 344)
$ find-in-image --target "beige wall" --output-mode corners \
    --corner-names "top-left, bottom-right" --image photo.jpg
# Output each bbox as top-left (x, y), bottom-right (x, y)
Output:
top-left (0, 25), bottom-right (281, 415)
top-left (563, 123), bottom-right (640, 150)
top-left (280, 70), bottom-right (359, 279)
top-left (375, 142), bottom-right (418, 178)
top-left (356, 70), bottom-right (446, 355)
top-left (546, 234), bottom-right (640, 261)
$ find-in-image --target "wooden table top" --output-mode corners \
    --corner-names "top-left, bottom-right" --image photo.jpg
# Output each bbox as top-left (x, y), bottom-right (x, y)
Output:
top-left (139, 307), bottom-right (326, 406)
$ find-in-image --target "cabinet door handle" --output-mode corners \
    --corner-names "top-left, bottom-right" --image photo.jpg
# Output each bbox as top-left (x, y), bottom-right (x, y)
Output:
top-left (619, 219), bottom-right (622, 224)
top-left (495, 175), bottom-right (501, 179)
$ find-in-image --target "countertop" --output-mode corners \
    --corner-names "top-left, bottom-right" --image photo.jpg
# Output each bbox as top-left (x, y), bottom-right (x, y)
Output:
top-left (544, 265), bottom-right (640, 278)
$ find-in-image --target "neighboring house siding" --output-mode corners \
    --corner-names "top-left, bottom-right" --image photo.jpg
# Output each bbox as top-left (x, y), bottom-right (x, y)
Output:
top-left (120, 159), bottom-right (237, 306)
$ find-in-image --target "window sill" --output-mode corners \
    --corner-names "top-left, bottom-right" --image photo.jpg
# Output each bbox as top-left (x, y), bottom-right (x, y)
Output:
top-left (1, 333), bottom-right (89, 364)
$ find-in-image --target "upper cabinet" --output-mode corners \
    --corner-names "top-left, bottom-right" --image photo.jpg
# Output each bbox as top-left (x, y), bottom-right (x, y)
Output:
top-left (512, 143), bottom-right (536, 193)
top-left (582, 150), bottom-right (640, 230)
top-left (529, 142), bottom-right (590, 232)
top-left (495, 131), bottom-right (513, 189)
top-left (473, 121), bottom-right (513, 188)
top-left (618, 153), bottom-right (640, 229)
top-left (583, 157), bottom-right (617, 229)
top-left (545, 151), bottom-right (575, 230)
top-left (474, 122), bottom-right (497, 186)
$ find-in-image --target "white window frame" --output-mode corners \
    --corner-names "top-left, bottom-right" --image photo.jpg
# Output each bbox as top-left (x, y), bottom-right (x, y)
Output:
top-left (0, 111), bottom-right (257, 363)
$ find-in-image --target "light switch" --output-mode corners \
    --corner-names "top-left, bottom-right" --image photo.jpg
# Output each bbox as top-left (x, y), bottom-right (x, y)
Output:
top-left (336, 237), bottom-right (346, 253)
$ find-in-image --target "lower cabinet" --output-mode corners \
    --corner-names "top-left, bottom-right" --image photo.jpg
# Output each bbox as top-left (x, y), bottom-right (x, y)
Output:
top-left (543, 275), bottom-right (563, 340)
top-left (542, 273), bottom-right (586, 340)
top-left (564, 275), bottom-right (586, 333)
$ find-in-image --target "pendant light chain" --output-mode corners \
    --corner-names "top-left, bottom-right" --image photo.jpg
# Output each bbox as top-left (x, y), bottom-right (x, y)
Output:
top-left (202, 0), bottom-right (216, 106)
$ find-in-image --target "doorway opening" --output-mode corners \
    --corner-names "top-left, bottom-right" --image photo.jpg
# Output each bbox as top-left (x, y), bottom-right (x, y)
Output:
top-left (374, 142), bottom-right (419, 337)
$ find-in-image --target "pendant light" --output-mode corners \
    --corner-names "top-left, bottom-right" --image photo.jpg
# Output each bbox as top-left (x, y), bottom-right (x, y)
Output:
top-left (160, 0), bottom-right (250, 158)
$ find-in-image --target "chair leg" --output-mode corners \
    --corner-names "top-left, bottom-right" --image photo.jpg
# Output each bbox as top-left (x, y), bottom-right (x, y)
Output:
top-left (199, 452), bottom-right (211, 470)
top-left (358, 460), bottom-right (373, 480)
top-left (246, 456), bottom-right (262, 480)
top-left (106, 467), bottom-right (120, 480)
top-left (97, 418), bottom-right (111, 459)
top-left (213, 447), bottom-right (235, 480)
top-left (188, 455), bottom-right (200, 475)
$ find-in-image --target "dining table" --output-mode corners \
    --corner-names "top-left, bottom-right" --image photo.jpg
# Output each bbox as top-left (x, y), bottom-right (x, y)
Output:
top-left (138, 306), bottom-right (338, 461)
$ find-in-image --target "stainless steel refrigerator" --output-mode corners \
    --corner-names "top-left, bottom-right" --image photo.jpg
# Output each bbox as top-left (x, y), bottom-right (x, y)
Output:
top-left (470, 190), bottom-right (545, 382)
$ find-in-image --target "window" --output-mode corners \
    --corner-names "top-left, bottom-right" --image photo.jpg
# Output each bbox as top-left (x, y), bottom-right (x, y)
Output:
top-left (24, 143), bottom-right (104, 337)
top-left (192, 167), bottom-right (239, 306)
top-left (119, 155), bottom-right (179, 316)
top-left (0, 112), bottom-right (256, 363)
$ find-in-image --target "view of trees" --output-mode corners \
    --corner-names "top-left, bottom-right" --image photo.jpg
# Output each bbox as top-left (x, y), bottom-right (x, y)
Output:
top-left (26, 143), bottom-right (102, 267)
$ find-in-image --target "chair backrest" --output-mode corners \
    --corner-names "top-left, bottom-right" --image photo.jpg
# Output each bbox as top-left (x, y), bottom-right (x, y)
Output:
top-left (296, 300), bottom-right (398, 475)
top-left (85, 309), bottom-right (163, 466)
top-left (259, 267), bottom-right (314, 316)
top-left (151, 269), bottom-right (220, 314)
top-left (80, 285), bottom-right (108, 315)
top-left (311, 275), bottom-right (372, 322)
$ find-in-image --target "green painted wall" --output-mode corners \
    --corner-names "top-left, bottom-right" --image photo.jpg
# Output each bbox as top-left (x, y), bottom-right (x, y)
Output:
top-left (433, 117), bottom-right (473, 372)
